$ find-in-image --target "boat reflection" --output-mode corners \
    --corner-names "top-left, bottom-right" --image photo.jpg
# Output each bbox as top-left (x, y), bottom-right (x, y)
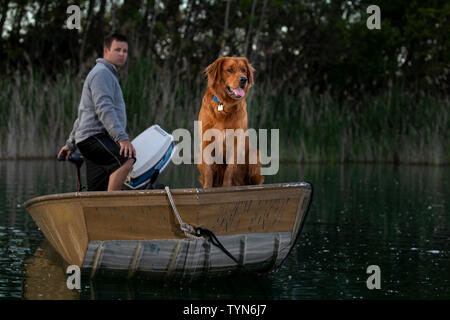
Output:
top-left (23, 240), bottom-right (276, 300)
top-left (23, 240), bottom-right (79, 300)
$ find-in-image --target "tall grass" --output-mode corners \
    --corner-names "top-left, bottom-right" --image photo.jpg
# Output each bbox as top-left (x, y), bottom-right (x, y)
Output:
top-left (0, 58), bottom-right (449, 164)
top-left (248, 82), bottom-right (449, 164)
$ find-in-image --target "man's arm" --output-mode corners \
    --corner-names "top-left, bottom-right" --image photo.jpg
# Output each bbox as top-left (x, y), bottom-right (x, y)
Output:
top-left (58, 118), bottom-right (79, 161)
top-left (65, 118), bottom-right (79, 152)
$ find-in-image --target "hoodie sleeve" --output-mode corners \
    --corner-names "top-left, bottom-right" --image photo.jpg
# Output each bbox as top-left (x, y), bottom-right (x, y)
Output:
top-left (90, 69), bottom-right (129, 142)
top-left (65, 118), bottom-right (79, 152)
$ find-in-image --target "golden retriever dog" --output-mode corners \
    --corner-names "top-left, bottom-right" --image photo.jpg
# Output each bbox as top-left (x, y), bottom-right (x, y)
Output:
top-left (197, 57), bottom-right (264, 188)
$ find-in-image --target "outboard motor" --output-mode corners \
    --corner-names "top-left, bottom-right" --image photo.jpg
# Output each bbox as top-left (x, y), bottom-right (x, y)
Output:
top-left (59, 125), bottom-right (176, 191)
top-left (124, 125), bottom-right (176, 190)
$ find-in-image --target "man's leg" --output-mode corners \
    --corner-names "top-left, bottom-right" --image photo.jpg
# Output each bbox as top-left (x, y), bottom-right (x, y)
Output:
top-left (107, 158), bottom-right (135, 191)
top-left (86, 159), bottom-right (109, 191)
top-left (77, 133), bottom-right (136, 191)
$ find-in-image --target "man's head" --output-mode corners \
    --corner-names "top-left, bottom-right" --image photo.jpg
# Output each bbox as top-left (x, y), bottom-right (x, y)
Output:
top-left (103, 33), bottom-right (128, 68)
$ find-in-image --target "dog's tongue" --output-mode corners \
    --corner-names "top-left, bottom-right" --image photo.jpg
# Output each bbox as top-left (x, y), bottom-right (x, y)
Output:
top-left (233, 88), bottom-right (245, 97)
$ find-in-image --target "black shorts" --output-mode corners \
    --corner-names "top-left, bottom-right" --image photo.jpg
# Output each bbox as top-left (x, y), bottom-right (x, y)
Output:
top-left (76, 133), bottom-right (135, 191)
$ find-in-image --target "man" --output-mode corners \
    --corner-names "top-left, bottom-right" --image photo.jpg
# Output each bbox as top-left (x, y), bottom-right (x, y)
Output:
top-left (57, 33), bottom-right (136, 191)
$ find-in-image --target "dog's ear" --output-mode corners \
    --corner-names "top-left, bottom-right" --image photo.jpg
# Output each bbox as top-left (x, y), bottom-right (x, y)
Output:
top-left (241, 57), bottom-right (255, 86)
top-left (205, 57), bottom-right (225, 87)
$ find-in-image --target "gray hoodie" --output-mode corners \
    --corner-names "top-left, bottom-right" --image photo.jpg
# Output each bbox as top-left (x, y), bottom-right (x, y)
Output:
top-left (66, 58), bottom-right (129, 151)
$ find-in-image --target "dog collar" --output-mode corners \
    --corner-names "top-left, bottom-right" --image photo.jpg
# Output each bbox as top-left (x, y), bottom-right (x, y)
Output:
top-left (213, 96), bottom-right (223, 111)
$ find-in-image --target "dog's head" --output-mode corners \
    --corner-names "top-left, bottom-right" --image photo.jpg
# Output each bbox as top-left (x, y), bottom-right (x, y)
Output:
top-left (205, 57), bottom-right (254, 101)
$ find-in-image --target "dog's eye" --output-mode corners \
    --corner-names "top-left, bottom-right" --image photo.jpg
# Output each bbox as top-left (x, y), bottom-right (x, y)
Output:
top-left (241, 69), bottom-right (247, 73)
top-left (227, 68), bottom-right (234, 73)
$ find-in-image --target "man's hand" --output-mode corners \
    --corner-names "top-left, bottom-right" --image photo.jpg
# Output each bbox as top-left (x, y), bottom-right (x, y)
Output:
top-left (119, 140), bottom-right (136, 158)
top-left (57, 145), bottom-right (72, 161)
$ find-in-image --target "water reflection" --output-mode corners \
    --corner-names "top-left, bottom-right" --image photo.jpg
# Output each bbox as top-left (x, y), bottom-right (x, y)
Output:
top-left (23, 240), bottom-right (78, 300)
top-left (0, 160), bottom-right (449, 299)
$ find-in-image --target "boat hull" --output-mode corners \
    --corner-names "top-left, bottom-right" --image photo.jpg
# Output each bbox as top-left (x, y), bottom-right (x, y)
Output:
top-left (23, 182), bottom-right (312, 280)
top-left (83, 232), bottom-right (292, 281)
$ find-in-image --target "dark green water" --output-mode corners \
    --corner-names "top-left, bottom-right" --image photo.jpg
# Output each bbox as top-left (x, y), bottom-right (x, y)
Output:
top-left (0, 160), bottom-right (449, 299)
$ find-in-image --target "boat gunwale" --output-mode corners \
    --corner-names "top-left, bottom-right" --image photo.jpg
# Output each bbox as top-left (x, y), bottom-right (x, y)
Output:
top-left (22, 182), bottom-right (312, 210)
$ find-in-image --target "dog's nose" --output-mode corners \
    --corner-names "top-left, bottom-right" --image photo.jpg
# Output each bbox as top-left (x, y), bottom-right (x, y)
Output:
top-left (239, 76), bottom-right (248, 87)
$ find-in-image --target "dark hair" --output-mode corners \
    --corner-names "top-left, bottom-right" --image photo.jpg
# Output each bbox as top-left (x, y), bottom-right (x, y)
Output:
top-left (104, 33), bottom-right (128, 49)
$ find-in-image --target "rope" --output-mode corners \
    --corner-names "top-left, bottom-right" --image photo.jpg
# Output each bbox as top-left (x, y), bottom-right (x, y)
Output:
top-left (165, 186), bottom-right (202, 239)
top-left (195, 227), bottom-right (248, 269)
top-left (164, 186), bottom-right (263, 275)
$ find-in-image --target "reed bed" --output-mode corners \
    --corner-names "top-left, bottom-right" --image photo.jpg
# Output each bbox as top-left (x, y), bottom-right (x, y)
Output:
top-left (0, 59), bottom-right (448, 164)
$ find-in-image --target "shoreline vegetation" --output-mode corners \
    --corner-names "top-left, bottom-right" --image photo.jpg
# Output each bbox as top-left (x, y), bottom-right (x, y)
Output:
top-left (1, 59), bottom-right (449, 165)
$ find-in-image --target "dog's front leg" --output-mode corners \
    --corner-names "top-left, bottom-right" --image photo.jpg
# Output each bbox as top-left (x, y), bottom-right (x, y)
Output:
top-left (201, 164), bottom-right (214, 188)
top-left (223, 135), bottom-right (245, 186)
top-left (222, 164), bottom-right (236, 187)
top-left (200, 135), bottom-right (217, 188)
top-left (224, 143), bottom-right (243, 186)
